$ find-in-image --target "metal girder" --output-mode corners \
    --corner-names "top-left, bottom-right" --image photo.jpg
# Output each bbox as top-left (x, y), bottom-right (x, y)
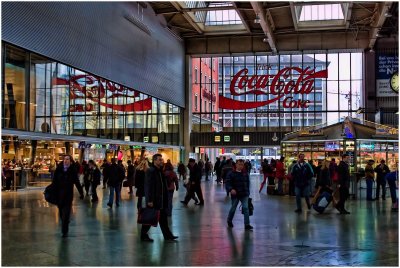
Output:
top-left (368, 2), bottom-right (392, 49)
top-left (232, 2), bottom-right (251, 33)
top-left (170, 2), bottom-right (203, 34)
top-left (289, 2), bottom-right (298, 31)
top-left (345, 2), bottom-right (353, 29)
top-left (251, 1), bottom-right (277, 52)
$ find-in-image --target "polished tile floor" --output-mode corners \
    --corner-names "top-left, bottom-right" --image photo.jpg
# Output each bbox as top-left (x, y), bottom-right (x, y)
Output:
top-left (2, 175), bottom-right (398, 266)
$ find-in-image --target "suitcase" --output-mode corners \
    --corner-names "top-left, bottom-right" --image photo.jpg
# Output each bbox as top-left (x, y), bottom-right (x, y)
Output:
top-left (313, 191), bottom-right (333, 214)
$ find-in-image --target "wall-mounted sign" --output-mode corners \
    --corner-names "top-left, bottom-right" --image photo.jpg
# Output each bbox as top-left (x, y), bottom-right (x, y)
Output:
top-left (224, 136), bottom-right (230, 142)
top-left (243, 135), bottom-right (250, 142)
top-left (359, 143), bottom-right (375, 150)
top-left (151, 136), bottom-right (158, 143)
top-left (376, 53), bottom-right (399, 97)
top-left (200, 148), bottom-right (205, 154)
top-left (299, 129), bottom-right (323, 136)
top-left (220, 66), bottom-right (328, 110)
top-left (195, 147), bottom-right (199, 153)
top-left (124, 136), bottom-right (130, 141)
top-left (325, 141), bottom-right (340, 151)
top-left (143, 136), bottom-right (149, 143)
top-left (215, 136), bottom-right (221, 142)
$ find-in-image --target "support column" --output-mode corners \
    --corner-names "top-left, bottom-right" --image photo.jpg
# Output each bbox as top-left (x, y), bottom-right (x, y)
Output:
top-left (183, 55), bottom-right (192, 163)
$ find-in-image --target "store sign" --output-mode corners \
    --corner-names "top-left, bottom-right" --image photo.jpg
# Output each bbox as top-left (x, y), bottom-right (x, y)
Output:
top-left (107, 144), bottom-right (118, 150)
top-left (376, 126), bottom-right (398, 136)
top-left (325, 141), bottom-right (340, 151)
top-left (78, 141), bottom-right (92, 149)
top-left (143, 136), bottom-right (149, 143)
top-left (299, 129), bottom-right (323, 136)
top-left (200, 148), bottom-right (205, 154)
top-left (224, 136), bottom-right (230, 142)
top-left (215, 136), bottom-right (221, 142)
top-left (54, 75), bottom-right (152, 112)
top-left (151, 136), bottom-right (158, 143)
top-left (376, 54), bottom-right (398, 97)
top-left (243, 135), bottom-right (250, 142)
top-left (124, 136), bottom-right (130, 141)
top-left (220, 66), bottom-right (327, 110)
top-left (360, 143), bottom-right (375, 150)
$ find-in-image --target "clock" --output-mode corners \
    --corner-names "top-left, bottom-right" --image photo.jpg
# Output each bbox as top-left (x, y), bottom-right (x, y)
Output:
top-left (390, 72), bottom-right (399, 93)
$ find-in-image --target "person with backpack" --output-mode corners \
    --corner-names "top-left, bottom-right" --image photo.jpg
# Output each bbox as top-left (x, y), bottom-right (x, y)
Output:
top-left (292, 153), bottom-right (314, 213)
top-left (164, 162), bottom-right (179, 217)
top-left (226, 159), bottom-right (253, 230)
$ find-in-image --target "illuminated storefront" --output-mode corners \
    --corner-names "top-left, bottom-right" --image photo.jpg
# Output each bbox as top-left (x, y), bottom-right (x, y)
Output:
top-left (2, 43), bottom-right (183, 185)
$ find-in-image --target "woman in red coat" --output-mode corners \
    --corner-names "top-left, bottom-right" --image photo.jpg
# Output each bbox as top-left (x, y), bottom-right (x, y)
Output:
top-left (276, 157), bottom-right (286, 195)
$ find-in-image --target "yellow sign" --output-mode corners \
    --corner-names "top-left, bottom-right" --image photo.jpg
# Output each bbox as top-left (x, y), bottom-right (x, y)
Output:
top-left (215, 136), bottom-right (221, 142)
top-left (151, 136), bottom-right (158, 143)
top-left (243, 135), bottom-right (250, 142)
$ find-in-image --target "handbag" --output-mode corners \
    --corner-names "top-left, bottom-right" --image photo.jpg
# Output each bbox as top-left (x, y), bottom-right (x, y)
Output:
top-left (137, 207), bottom-right (160, 227)
top-left (122, 179), bottom-right (129, 187)
top-left (43, 183), bottom-right (58, 205)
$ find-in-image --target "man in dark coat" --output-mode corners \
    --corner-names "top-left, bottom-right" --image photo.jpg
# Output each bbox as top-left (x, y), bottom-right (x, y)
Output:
top-left (88, 160), bottom-right (101, 202)
top-left (225, 160), bottom-right (253, 230)
top-left (107, 158), bottom-right (125, 208)
top-left (53, 155), bottom-right (84, 237)
top-left (127, 160), bottom-right (136, 194)
top-left (214, 157), bottom-right (221, 183)
top-left (291, 153), bottom-right (314, 213)
top-left (181, 159), bottom-right (205, 205)
top-left (141, 154), bottom-right (178, 242)
top-left (374, 159), bottom-right (390, 200)
top-left (336, 153), bottom-right (351, 214)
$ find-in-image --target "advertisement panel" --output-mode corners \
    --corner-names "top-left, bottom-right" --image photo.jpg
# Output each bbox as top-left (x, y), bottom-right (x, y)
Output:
top-left (376, 54), bottom-right (398, 97)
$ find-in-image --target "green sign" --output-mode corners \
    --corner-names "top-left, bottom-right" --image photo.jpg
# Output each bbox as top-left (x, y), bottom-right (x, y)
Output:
top-left (143, 136), bottom-right (149, 143)
top-left (224, 135), bottom-right (230, 142)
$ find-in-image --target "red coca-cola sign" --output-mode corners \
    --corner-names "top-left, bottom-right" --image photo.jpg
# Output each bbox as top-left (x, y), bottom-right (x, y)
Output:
top-left (219, 66), bottom-right (327, 110)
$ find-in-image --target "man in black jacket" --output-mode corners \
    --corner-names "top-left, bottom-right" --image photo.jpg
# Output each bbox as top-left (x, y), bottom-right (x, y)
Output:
top-left (291, 153), bottom-right (314, 213)
top-left (226, 160), bottom-right (253, 230)
top-left (107, 158), bottom-right (124, 208)
top-left (374, 159), bottom-right (390, 200)
top-left (336, 153), bottom-right (351, 214)
top-left (181, 159), bottom-right (204, 205)
top-left (53, 155), bottom-right (84, 237)
top-left (141, 153), bottom-right (178, 242)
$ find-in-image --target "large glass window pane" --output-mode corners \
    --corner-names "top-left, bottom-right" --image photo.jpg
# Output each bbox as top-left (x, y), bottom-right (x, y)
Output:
top-left (3, 45), bottom-right (27, 130)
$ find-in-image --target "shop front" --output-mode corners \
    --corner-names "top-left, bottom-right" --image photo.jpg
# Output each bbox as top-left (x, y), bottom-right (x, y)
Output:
top-left (281, 117), bottom-right (398, 198)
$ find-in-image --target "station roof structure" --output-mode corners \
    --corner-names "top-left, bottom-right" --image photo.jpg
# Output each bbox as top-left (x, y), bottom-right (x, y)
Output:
top-left (148, 1), bottom-right (398, 54)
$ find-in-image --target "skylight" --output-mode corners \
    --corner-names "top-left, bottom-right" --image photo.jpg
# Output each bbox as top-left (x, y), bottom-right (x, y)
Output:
top-left (204, 3), bottom-right (242, 26)
top-left (299, 4), bottom-right (344, 21)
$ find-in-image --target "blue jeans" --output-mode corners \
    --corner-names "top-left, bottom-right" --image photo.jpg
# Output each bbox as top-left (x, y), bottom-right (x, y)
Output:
top-left (366, 178), bottom-right (374, 200)
top-left (387, 177), bottom-right (398, 204)
top-left (227, 196), bottom-right (250, 226)
top-left (108, 184), bottom-right (121, 206)
top-left (295, 186), bottom-right (311, 210)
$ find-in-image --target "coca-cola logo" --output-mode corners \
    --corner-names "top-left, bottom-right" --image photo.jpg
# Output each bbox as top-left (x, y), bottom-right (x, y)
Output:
top-left (54, 75), bottom-right (152, 112)
top-left (219, 66), bottom-right (327, 110)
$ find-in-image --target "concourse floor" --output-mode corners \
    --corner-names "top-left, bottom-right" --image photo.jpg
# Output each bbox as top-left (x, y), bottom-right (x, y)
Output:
top-left (2, 175), bottom-right (398, 266)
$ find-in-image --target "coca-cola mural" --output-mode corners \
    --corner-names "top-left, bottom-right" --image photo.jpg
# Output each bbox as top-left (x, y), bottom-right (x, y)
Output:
top-left (220, 66), bottom-right (328, 110)
top-left (54, 74), bottom-right (152, 112)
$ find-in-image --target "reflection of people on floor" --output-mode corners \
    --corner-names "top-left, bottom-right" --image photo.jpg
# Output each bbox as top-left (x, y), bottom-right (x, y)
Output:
top-left (385, 169), bottom-right (399, 211)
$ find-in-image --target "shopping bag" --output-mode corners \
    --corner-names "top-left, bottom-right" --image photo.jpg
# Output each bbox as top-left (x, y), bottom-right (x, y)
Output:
top-left (43, 183), bottom-right (58, 205)
top-left (137, 207), bottom-right (160, 227)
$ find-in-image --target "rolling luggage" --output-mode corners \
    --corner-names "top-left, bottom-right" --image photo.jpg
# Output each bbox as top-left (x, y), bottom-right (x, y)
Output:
top-left (313, 190), bottom-right (333, 214)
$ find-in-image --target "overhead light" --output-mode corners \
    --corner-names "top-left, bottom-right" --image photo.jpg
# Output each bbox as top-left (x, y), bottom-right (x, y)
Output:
top-left (254, 14), bottom-right (260, 24)
top-left (369, 48), bottom-right (374, 53)
top-left (263, 37), bottom-right (268, 43)
top-left (384, 12), bottom-right (392, 17)
top-left (376, 33), bottom-right (383, 38)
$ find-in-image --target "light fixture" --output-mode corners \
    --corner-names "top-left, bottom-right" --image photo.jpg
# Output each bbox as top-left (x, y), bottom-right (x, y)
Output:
top-left (369, 48), bottom-right (374, 53)
top-left (272, 132), bottom-right (278, 142)
top-left (263, 37), bottom-right (268, 43)
top-left (376, 32), bottom-right (383, 38)
top-left (384, 12), bottom-right (392, 17)
top-left (254, 14), bottom-right (260, 24)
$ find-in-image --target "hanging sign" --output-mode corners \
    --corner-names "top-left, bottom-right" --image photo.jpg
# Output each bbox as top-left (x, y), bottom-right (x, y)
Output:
top-left (143, 137), bottom-right (149, 143)
top-left (224, 136), bottom-right (230, 142)
top-left (215, 136), bottom-right (221, 142)
top-left (243, 135), bottom-right (250, 142)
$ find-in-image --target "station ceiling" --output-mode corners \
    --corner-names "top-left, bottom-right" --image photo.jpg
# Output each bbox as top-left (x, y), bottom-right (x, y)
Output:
top-left (148, 1), bottom-right (399, 54)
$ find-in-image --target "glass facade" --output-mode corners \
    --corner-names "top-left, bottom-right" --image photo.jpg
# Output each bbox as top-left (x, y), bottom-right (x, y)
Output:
top-left (191, 52), bottom-right (363, 133)
top-left (2, 43), bottom-right (183, 146)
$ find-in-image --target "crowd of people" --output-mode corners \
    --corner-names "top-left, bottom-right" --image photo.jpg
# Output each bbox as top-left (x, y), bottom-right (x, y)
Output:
top-left (18, 152), bottom-right (398, 239)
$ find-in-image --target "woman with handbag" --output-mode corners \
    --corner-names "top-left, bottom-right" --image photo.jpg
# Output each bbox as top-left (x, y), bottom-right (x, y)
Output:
top-left (53, 155), bottom-right (84, 237)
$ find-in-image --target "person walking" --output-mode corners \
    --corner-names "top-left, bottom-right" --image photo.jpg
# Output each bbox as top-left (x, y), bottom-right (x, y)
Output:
top-left (82, 160), bottom-right (90, 196)
top-left (177, 161), bottom-right (187, 181)
top-left (276, 157), bottom-right (286, 195)
top-left (181, 159), bottom-right (204, 205)
top-left (226, 160), bottom-right (253, 230)
top-left (88, 160), bottom-right (101, 202)
top-left (316, 160), bottom-right (332, 191)
top-left (52, 155), bottom-right (84, 237)
top-left (164, 161), bottom-right (179, 217)
top-left (221, 159), bottom-right (234, 196)
top-left (107, 158), bottom-right (125, 208)
top-left (141, 154), bottom-right (178, 242)
top-left (329, 158), bottom-right (339, 190)
top-left (204, 159), bottom-right (211, 181)
top-left (101, 158), bottom-right (110, 189)
top-left (126, 160), bottom-right (136, 194)
top-left (365, 160), bottom-right (375, 201)
top-left (259, 159), bottom-right (270, 193)
top-left (287, 160), bottom-right (297, 196)
top-left (291, 153), bottom-right (314, 213)
top-left (374, 159), bottom-right (390, 200)
top-left (214, 157), bottom-right (221, 183)
top-left (135, 159), bottom-right (148, 210)
top-left (336, 153), bottom-right (351, 214)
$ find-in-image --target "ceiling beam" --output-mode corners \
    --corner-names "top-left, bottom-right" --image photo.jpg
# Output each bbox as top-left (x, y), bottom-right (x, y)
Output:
top-left (368, 2), bottom-right (392, 49)
top-left (170, 2), bottom-right (203, 34)
top-left (232, 2), bottom-right (251, 33)
top-left (345, 2), bottom-right (353, 29)
top-left (289, 2), bottom-right (298, 31)
top-left (251, 2), bottom-right (277, 52)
